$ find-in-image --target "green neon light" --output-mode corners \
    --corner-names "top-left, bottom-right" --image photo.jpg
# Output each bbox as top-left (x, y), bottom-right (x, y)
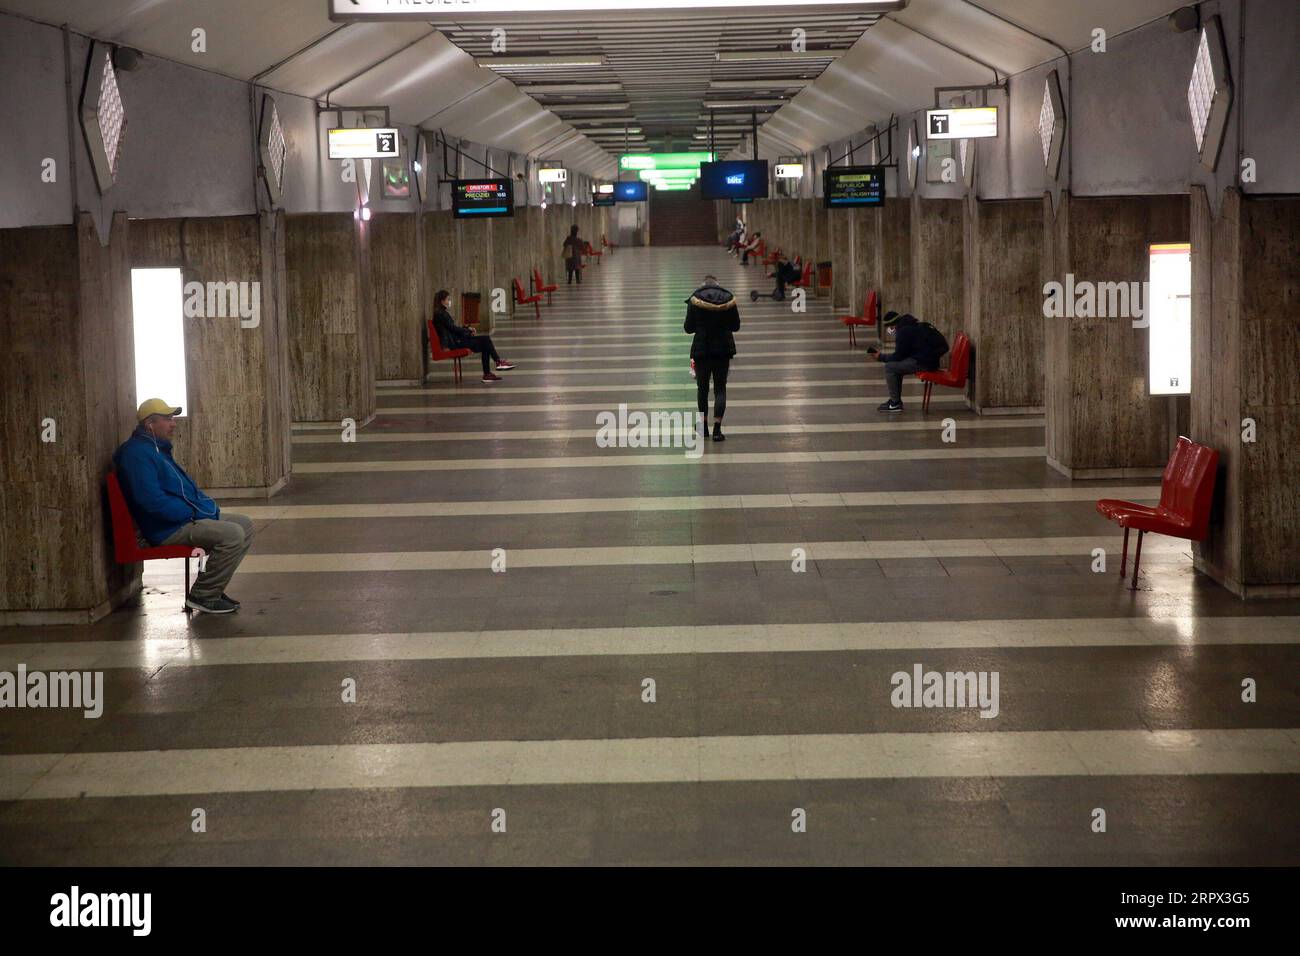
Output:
top-left (619, 151), bottom-right (715, 172)
top-left (638, 167), bottom-right (697, 181)
top-left (653, 181), bottom-right (693, 191)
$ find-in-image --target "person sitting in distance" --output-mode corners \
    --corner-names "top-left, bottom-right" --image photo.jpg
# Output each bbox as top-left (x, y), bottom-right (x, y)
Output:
top-left (741, 231), bottom-right (763, 264)
top-left (113, 399), bottom-right (253, 614)
top-left (869, 311), bottom-right (949, 412)
top-left (769, 254), bottom-right (802, 300)
top-left (432, 289), bottom-right (515, 383)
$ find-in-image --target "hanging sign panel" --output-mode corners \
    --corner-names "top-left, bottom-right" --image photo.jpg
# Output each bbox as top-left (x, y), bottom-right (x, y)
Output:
top-left (775, 163), bottom-right (804, 180)
top-left (328, 127), bottom-right (401, 159)
top-left (824, 166), bottom-right (885, 209)
top-left (925, 107), bottom-right (998, 140)
top-left (538, 167), bottom-right (568, 183)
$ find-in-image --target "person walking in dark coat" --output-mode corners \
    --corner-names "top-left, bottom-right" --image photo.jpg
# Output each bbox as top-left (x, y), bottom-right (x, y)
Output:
top-left (684, 275), bottom-right (741, 442)
top-left (562, 225), bottom-right (584, 284)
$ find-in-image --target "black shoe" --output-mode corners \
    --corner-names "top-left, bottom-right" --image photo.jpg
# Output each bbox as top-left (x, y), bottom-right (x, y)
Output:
top-left (712, 422), bottom-right (725, 442)
top-left (221, 593), bottom-right (241, 608)
top-left (877, 400), bottom-right (904, 412)
top-left (185, 594), bottom-right (238, 614)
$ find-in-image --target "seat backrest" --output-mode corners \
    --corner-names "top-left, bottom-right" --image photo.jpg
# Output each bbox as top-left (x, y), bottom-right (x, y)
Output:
top-left (949, 331), bottom-right (972, 382)
top-left (1158, 436), bottom-right (1219, 538)
top-left (864, 290), bottom-right (878, 322)
top-left (801, 261), bottom-right (814, 283)
top-left (105, 471), bottom-right (139, 562)
top-left (512, 277), bottom-right (526, 301)
top-left (426, 317), bottom-right (450, 358)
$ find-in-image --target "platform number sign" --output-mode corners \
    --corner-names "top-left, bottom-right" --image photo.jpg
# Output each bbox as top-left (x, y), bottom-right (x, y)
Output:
top-left (929, 113), bottom-right (950, 137)
top-left (327, 127), bottom-right (403, 160)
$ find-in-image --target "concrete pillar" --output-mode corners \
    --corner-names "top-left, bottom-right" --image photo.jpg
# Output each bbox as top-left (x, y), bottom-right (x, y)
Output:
top-left (286, 213), bottom-right (377, 426)
top-left (1190, 186), bottom-right (1300, 597)
top-left (909, 194), bottom-right (964, 343)
top-left (1042, 191), bottom-right (1188, 478)
top-left (878, 198), bottom-right (913, 317)
top-left (962, 196), bottom-right (1045, 414)
top-left (129, 213), bottom-right (292, 497)
top-left (371, 212), bottom-right (426, 383)
top-left (0, 212), bottom-right (137, 624)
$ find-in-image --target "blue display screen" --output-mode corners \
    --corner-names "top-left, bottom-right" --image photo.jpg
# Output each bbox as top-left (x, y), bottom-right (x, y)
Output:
top-left (698, 160), bottom-right (769, 200)
top-left (615, 181), bottom-right (647, 201)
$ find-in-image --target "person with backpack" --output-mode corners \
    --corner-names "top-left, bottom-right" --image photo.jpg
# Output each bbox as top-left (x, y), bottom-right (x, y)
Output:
top-left (684, 274), bottom-right (741, 442)
top-left (869, 311), bottom-right (948, 412)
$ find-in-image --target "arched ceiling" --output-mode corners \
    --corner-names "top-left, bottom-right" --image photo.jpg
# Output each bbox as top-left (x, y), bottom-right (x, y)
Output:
top-left (0, 0), bottom-right (1196, 174)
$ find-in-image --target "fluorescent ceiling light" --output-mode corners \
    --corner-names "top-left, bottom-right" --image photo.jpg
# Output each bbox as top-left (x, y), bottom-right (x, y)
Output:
top-left (709, 79), bottom-right (812, 90)
top-left (717, 50), bottom-right (845, 62)
top-left (547, 103), bottom-right (631, 112)
top-left (519, 82), bottom-right (623, 94)
top-left (702, 99), bottom-right (788, 109)
top-left (344, 1), bottom-right (890, 11)
top-left (477, 55), bottom-right (608, 68)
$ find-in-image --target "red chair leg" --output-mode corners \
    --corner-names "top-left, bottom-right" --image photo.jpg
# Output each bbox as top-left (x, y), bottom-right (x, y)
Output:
top-left (184, 556), bottom-right (191, 599)
top-left (1130, 530), bottom-right (1144, 589)
top-left (922, 381), bottom-right (933, 413)
top-left (453, 358), bottom-right (461, 383)
top-left (848, 326), bottom-right (856, 349)
top-left (533, 301), bottom-right (540, 320)
top-left (1119, 526), bottom-right (1129, 578)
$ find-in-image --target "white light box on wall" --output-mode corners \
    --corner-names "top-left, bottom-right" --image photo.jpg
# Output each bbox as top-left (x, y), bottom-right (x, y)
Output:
top-left (1187, 16), bottom-right (1233, 171)
top-left (1038, 69), bottom-right (1066, 180)
top-left (258, 94), bottom-right (287, 204)
top-left (1148, 243), bottom-right (1192, 396)
top-left (80, 43), bottom-right (127, 194)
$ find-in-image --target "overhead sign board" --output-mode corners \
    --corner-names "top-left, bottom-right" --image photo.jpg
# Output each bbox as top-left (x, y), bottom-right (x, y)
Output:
top-left (538, 167), bottom-right (568, 183)
top-left (327, 127), bottom-right (401, 159)
top-left (775, 163), bottom-right (804, 180)
top-left (925, 107), bottom-right (998, 140)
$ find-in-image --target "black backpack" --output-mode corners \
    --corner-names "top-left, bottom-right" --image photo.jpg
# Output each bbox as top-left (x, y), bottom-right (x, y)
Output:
top-left (917, 321), bottom-right (949, 360)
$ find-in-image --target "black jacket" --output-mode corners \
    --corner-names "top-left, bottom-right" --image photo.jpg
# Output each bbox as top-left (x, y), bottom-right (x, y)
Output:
top-left (684, 283), bottom-right (740, 360)
top-left (432, 307), bottom-right (472, 349)
top-left (881, 314), bottom-right (947, 370)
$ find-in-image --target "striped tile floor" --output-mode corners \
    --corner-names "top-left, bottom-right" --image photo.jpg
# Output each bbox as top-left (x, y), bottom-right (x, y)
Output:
top-left (1, 246), bottom-right (1297, 866)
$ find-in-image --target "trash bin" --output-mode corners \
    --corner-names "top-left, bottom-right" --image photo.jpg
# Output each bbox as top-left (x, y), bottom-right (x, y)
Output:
top-left (817, 261), bottom-right (832, 288)
top-left (461, 291), bottom-right (481, 327)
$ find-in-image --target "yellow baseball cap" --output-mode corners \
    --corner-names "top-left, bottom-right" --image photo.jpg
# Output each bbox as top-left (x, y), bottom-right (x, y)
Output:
top-left (136, 398), bottom-right (182, 422)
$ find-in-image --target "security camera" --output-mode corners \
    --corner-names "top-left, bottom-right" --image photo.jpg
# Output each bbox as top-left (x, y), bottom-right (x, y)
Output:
top-left (113, 46), bottom-right (144, 71)
top-left (1168, 6), bottom-right (1199, 32)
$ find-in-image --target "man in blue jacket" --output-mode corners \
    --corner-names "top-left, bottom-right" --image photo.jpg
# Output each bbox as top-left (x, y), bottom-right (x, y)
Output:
top-left (113, 399), bottom-right (253, 614)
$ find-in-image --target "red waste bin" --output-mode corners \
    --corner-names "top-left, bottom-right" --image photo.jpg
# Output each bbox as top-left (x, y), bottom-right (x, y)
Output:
top-left (817, 261), bottom-right (832, 288)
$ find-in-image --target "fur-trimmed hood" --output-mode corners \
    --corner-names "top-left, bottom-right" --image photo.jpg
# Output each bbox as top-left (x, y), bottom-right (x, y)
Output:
top-left (686, 283), bottom-right (736, 311)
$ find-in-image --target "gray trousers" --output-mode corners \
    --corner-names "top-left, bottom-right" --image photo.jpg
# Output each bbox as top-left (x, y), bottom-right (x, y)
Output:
top-left (884, 357), bottom-right (923, 402)
top-left (157, 514), bottom-right (254, 600)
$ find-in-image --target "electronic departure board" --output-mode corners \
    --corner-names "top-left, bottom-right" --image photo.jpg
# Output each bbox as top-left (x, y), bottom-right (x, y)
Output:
top-left (824, 166), bottom-right (885, 209)
top-left (452, 179), bottom-right (514, 219)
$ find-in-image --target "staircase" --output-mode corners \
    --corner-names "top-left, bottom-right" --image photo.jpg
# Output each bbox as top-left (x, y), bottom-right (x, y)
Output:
top-left (648, 184), bottom-right (718, 246)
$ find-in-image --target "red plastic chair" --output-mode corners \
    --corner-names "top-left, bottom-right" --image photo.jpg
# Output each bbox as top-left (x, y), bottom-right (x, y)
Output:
top-left (531, 268), bottom-right (558, 305)
top-left (763, 246), bottom-right (782, 268)
top-left (426, 318), bottom-right (472, 382)
top-left (513, 278), bottom-right (543, 319)
top-left (106, 471), bottom-right (206, 604)
top-left (601, 233), bottom-right (617, 254)
top-left (1097, 437), bottom-right (1219, 589)
top-left (584, 240), bottom-right (602, 265)
top-left (917, 331), bottom-right (970, 412)
top-left (840, 290), bottom-right (879, 348)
